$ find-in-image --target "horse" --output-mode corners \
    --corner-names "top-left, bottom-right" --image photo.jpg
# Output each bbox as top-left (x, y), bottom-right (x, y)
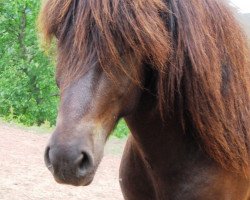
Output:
top-left (38, 0), bottom-right (250, 199)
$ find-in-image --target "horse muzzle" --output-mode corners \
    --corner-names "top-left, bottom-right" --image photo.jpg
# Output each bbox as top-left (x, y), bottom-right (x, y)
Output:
top-left (44, 143), bottom-right (95, 186)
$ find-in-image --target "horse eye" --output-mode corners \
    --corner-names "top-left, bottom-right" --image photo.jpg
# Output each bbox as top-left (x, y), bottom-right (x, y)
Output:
top-left (54, 31), bottom-right (60, 40)
top-left (56, 79), bottom-right (60, 89)
top-left (54, 26), bottom-right (62, 40)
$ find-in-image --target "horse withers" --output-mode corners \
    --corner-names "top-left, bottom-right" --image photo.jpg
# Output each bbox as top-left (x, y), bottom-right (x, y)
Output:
top-left (39, 0), bottom-right (250, 199)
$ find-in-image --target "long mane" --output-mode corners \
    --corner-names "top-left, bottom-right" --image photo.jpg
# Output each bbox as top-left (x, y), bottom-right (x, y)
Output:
top-left (39, 0), bottom-right (250, 176)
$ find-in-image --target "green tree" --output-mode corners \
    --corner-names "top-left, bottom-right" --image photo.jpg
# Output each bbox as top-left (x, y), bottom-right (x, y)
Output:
top-left (0, 0), bottom-right (58, 126)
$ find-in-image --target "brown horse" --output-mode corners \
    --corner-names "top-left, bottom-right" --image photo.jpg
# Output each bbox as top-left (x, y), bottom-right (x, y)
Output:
top-left (39, 0), bottom-right (250, 199)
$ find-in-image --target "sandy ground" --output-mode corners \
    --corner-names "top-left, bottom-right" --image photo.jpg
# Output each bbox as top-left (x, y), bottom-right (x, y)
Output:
top-left (0, 122), bottom-right (126, 200)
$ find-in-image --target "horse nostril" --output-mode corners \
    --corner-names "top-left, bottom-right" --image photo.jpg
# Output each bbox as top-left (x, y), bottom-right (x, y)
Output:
top-left (44, 145), bottom-right (94, 181)
top-left (44, 146), bottom-right (53, 171)
top-left (76, 152), bottom-right (93, 176)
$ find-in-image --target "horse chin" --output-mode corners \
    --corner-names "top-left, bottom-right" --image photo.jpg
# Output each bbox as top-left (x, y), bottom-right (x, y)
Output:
top-left (53, 172), bottom-right (95, 187)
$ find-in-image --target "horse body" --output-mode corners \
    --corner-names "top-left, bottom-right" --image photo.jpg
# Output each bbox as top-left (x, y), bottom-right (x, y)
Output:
top-left (38, 0), bottom-right (250, 199)
top-left (120, 88), bottom-right (250, 199)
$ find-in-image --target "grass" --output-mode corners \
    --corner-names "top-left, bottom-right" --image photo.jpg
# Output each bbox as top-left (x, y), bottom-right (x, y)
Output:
top-left (112, 119), bottom-right (129, 138)
top-left (0, 117), bottom-right (129, 138)
top-left (0, 117), bottom-right (54, 134)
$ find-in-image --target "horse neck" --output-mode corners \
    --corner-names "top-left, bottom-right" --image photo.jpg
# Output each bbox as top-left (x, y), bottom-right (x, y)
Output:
top-left (124, 89), bottom-right (199, 169)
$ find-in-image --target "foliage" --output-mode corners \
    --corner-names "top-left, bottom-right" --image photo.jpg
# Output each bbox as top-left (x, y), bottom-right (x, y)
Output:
top-left (0, 0), bottom-right (128, 137)
top-left (0, 0), bottom-right (58, 126)
top-left (112, 119), bottom-right (129, 138)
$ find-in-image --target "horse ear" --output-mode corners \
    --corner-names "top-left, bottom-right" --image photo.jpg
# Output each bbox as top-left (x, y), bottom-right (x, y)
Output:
top-left (167, 0), bottom-right (250, 176)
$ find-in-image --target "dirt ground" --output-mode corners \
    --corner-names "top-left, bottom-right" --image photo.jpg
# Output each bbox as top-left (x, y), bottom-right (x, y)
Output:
top-left (0, 122), bottom-right (126, 200)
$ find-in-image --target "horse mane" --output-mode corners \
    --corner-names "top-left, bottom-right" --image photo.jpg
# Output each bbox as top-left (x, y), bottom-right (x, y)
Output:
top-left (39, 0), bottom-right (250, 176)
